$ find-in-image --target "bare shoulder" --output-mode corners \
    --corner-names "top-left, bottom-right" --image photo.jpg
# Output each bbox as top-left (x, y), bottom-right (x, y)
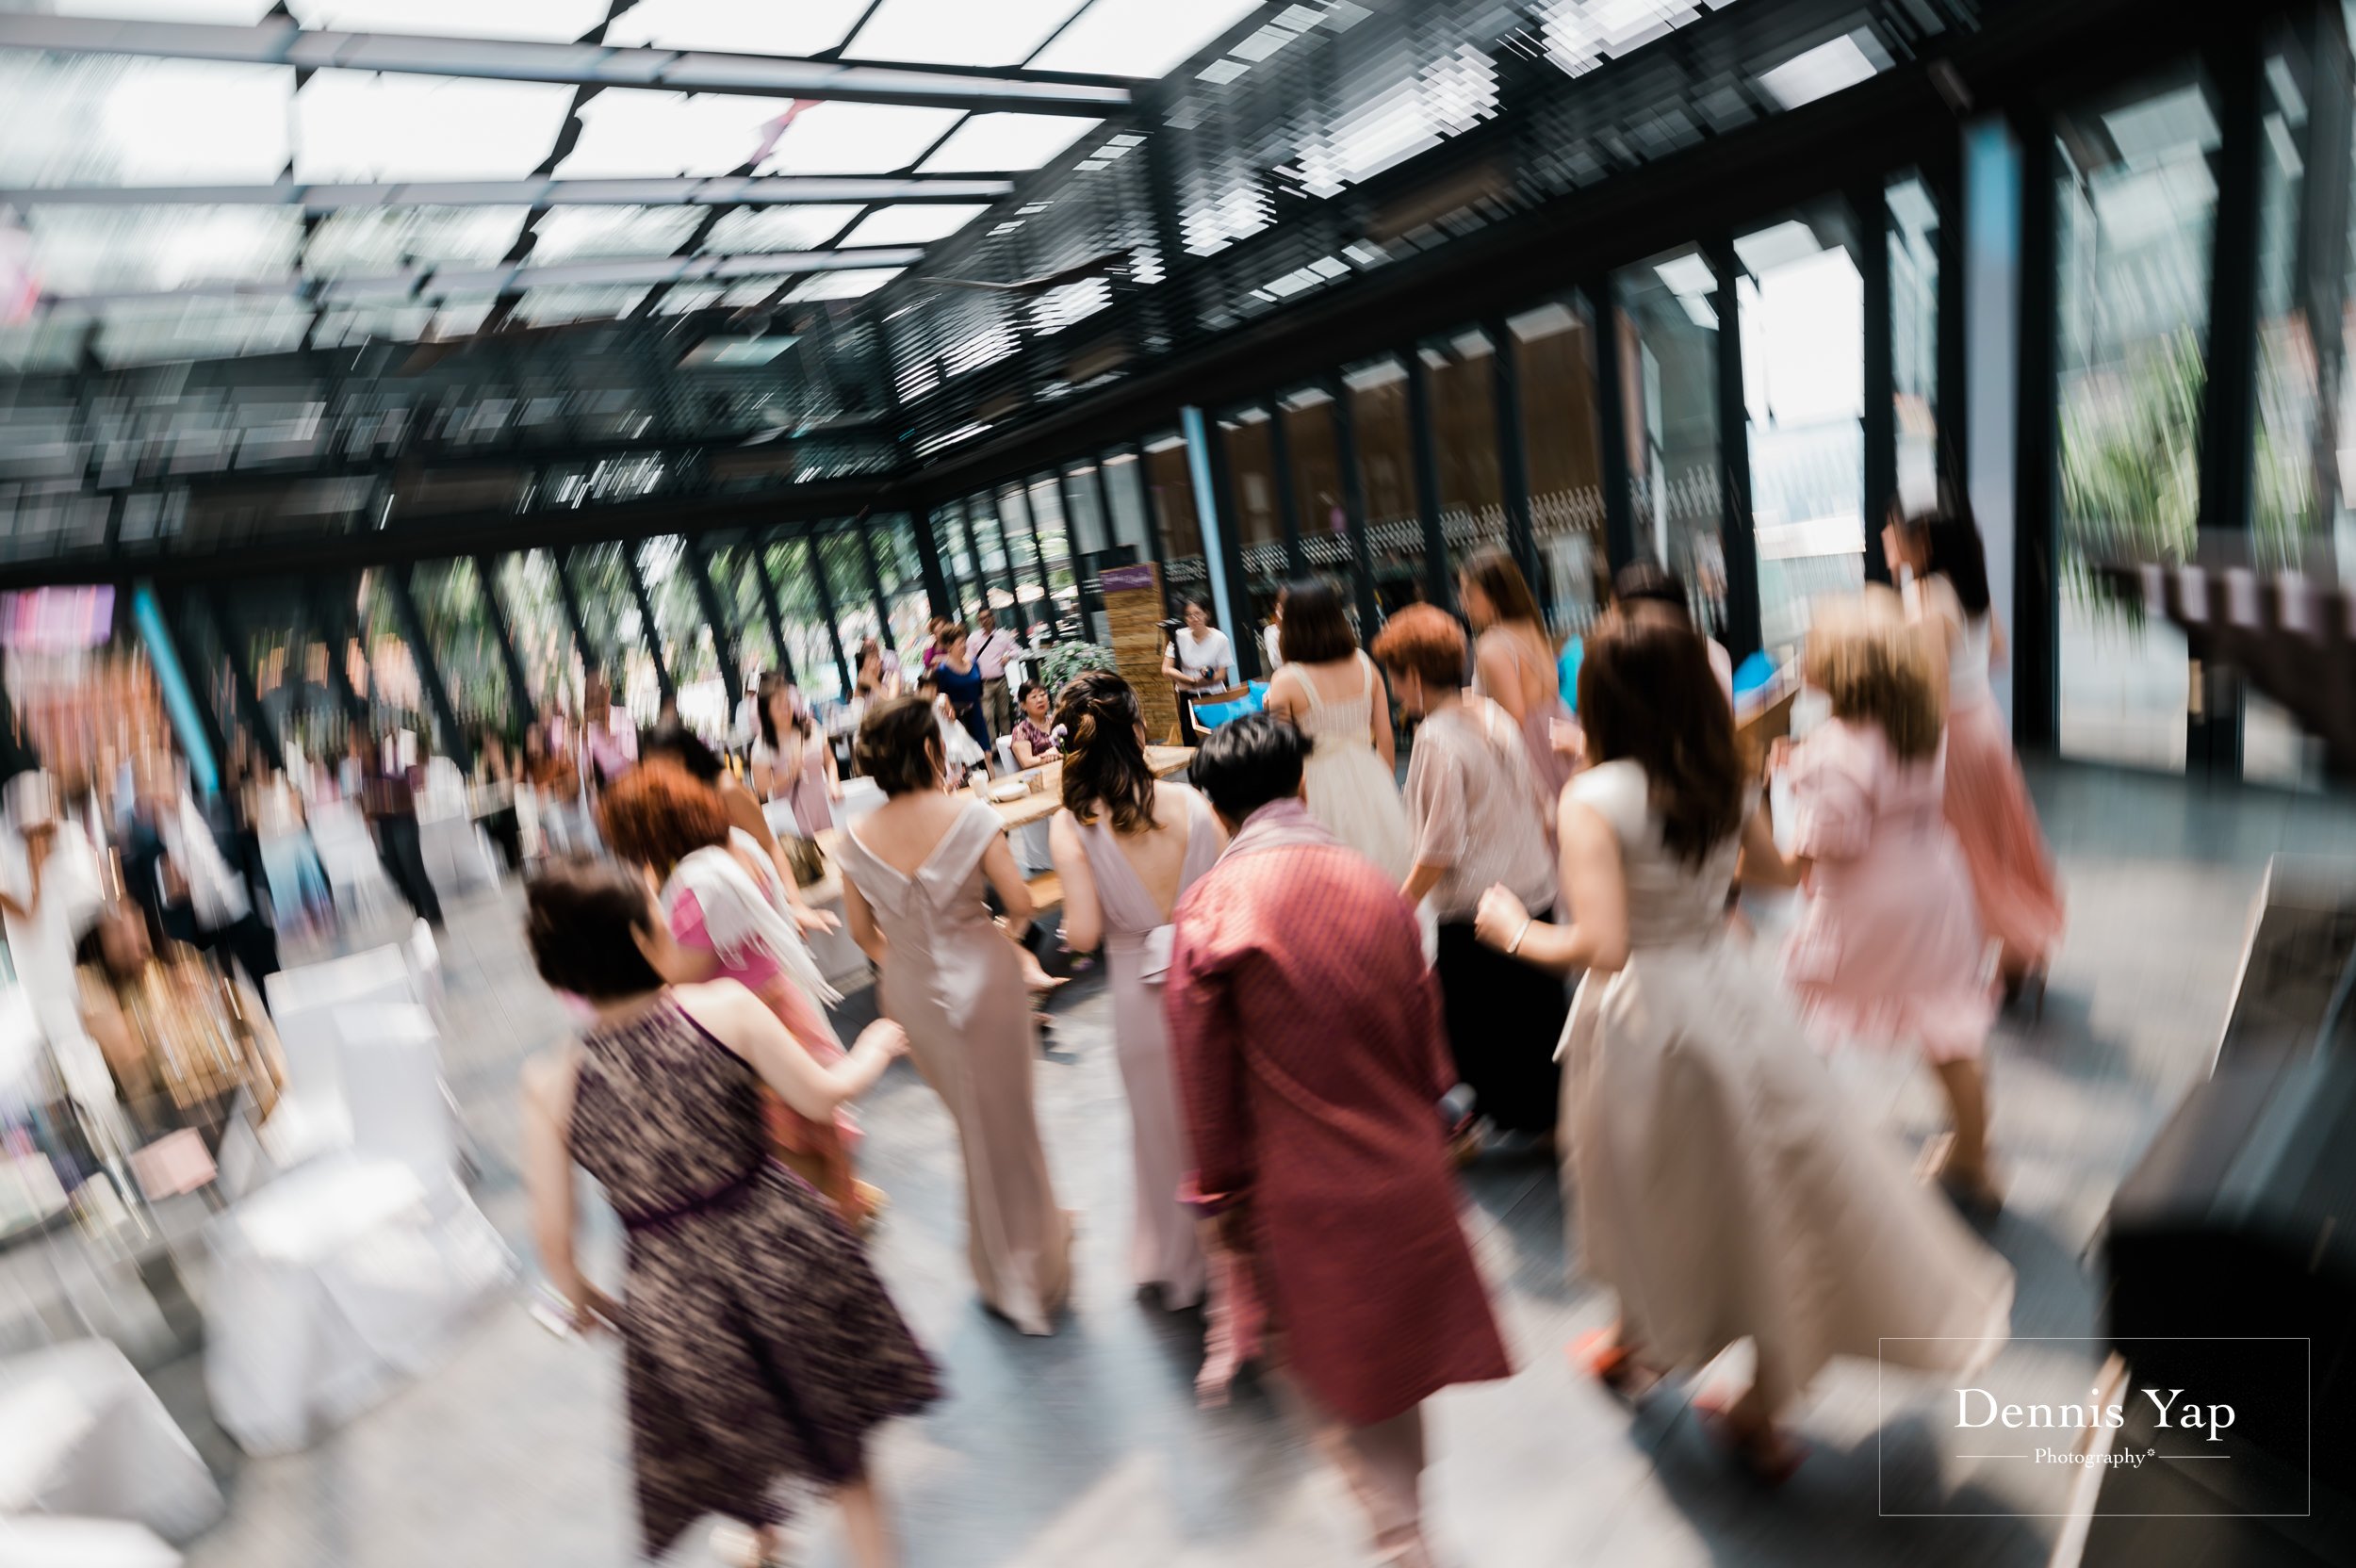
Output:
top-left (669, 978), bottom-right (761, 1042)
top-left (519, 1040), bottom-right (582, 1107)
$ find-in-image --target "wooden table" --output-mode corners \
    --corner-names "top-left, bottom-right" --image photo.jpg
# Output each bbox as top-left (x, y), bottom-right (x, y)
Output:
top-left (809, 745), bottom-right (1194, 915)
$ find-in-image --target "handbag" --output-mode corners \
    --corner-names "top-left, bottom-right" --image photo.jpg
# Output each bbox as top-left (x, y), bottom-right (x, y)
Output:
top-left (779, 834), bottom-right (827, 890)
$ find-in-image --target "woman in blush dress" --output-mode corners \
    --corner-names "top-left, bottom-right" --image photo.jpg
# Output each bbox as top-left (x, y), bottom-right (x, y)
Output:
top-left (1886, 502), bottom-right (2065, 1003)
top-left (1048, 672), bottom-right (1224, 1311)
top-left (598, 760), bottom-right (874, 1227)
top-left (518, 860), bottom-right (935, 1568)
top-left (1460, 547), bottom-right (1578, 809)
top-left (1778, 608), bottom-right (2001, 1217)
top-left (1259, 578), bottom-right (1414, 886)
top-left (751, 675), bottom-right (842, 840)
top-left (835, 695), bottom-right (1072, 1334)
top-left (1474, 614), bottom-right (2011, 1481)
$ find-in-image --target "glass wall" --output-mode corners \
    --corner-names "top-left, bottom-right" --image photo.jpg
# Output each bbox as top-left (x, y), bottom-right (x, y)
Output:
top-left (817, 528), bottom-right (883, 668)
top-left (1142, 433), bottom-right (1209, 605)
top-left (1347, 354), bottom-right (1431, 616)
top-left (1101, 449), bottom-right (1156, 575)
top-left (412, 558), bottom-right (513, 738)
top-left (868, 514), bottom-right (933, 656)
top-left (242, 577), bottom-right (347, 766)
top-left (1738, 199), bottom-right (1866, 662)
top-left (1425, 330), bottom-right (1507, 564)
top-left (2056, 65), bottom-right (2217, 772)
top-left (497, 549), bottom-right (587, 722)
top-left (1614, 245), bottom-right (1728, 635)
top-left (1281, 388), bottom-right (1354, 593)
top-left (1510, 298), bottom-right (1608, 635)
top-left (566, 541), bottom-right (664, 722)
top-left (992, 484), bottom-right (1048, 631)
top-left (1023, 477), bottom-right (1081, 636)
top-left (1220, 409), bottom-right (1287, 629)
top-left (767, 535), bottom-right (847, 704)
top-left (1889, 172), bottom-right (1942, 515)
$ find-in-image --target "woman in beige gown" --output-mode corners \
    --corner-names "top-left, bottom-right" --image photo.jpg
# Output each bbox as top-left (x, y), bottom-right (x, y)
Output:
top-left (1474, 614), bottom-right (2012, 1479)
top-left (836, 695), bottom-right (1072, 1335)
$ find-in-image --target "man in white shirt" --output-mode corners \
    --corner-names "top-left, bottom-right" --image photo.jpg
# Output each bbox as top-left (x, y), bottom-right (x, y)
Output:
top-left (973, 605), bottom-right (1023, 742)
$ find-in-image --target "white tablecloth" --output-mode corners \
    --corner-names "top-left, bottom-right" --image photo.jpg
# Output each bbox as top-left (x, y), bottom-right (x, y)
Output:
top-left (0, 1341), bottom-right (221, 1543)
top-left (203, 1155), bottom-right (512, 1456)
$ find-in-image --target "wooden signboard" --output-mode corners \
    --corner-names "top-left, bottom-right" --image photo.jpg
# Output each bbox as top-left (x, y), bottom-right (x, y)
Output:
top-left (1101, 563), bottom-right (1180, 743)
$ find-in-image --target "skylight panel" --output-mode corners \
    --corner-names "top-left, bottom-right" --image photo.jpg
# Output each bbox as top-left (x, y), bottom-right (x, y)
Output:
top-left (758, 105), bottom-right (965, 176)
top-left (514, 285), bottom-right (653, 324)
top-left (296, 74), bottom-right (576, 182)
top-left (28, 208), bottom-right (300, 295)
top-left (0, 59), bottom-right (292, 187)
top-left (702, 207), bottom-right (866, 253)
top-left (844, 0), bottom-right (1084, 68)
top-left (1027, 0), bottom-right (1260, 77)
top-left (289, 0), bottom-right (610, 41)
top-left (564, 92), bottom-right (786, 179)
top-left (530, 207), bottom-right (706, 262)
top-left (45, 0), bottom-right (270, 19)
top-left (301, 207), bottom-right (532, 276)
top-left (918, 114), bottom-right (1100, 173)
top-left (840, 205), bottom-right (989, 246)
top-left (788, 270), bottom-right (904, 302)
top-left (602, 0), bottom-right (871, 56)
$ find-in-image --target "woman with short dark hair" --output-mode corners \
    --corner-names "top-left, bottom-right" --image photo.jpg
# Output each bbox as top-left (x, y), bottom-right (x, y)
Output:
top-left (1259, 578), bottom-right (1413, 886)
top-left (835, 696), bottom-right (1073, 1332)
top-left (1008, 679), bottom-right (1059, 770)
top-left (517, 858), bottom-right (935, 1567)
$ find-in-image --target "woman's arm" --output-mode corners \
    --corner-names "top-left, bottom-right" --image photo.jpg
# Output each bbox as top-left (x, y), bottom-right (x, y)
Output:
top-left (1737, 803), bottom-right (1808, 888)
top-left (979, 830), bottom-right (1035, 942)
top-left (749, 756), bottom-right (777, 799)
top-left (1011, 730), bottom-right (1046, 770)
top-left (1475, 633), bottom-right (1529, 724)
top-left (679, 983), bottom-right (908, 1119)
top-left (841, 874), bottom-right (889, 965)
top-left (1473, 798), bottom-right (1628, 973)
top-left (521, 1047), bottom-right (610, 1330)
top-left (1047, 810), bottom-right (1103, 954)
top-left (1259, 667), bottom-right (1301, 724)
top-left (1401, 860), bottom-right (1446, 906)
top-left (822, 739), bottom-right (843, 798)
top-left (1368, 666), bottom-right (1397, 770)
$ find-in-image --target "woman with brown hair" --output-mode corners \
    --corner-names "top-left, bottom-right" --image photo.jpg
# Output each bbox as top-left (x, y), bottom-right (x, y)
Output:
top-left (1459, 546), bottom-right (1578, 807)
top-left (1046, 671), bottom-right (1224, 1313)
top-left (599, 760), bottom-right (873, 1226)
top-left (1777, 606), bottom-right (2000, 1216)
top-left (1260, 578), bottom-right (1413, 885)
top-left (834, 695), bottom-right (1072, 1333)
top-left (518, 858), bottom-right (934, 1568)
top-left (1473, 613), bottom-right (2011, 1482)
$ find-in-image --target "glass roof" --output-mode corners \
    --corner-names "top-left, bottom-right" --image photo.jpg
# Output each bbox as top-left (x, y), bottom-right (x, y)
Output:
top-left (1, 0), bottom-right (1262, 359)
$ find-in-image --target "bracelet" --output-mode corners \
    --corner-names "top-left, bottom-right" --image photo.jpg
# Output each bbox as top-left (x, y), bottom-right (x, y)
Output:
top-left (1507, 916), bottom-right (1533, 956)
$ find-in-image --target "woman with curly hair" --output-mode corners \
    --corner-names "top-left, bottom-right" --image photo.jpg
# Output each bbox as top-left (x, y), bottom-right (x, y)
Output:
top-left (600, 760), bottom-right (875, 1226)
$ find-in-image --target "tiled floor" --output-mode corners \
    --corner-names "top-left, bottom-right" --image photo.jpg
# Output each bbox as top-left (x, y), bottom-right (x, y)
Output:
top-left (16, 760), bottom-right (2353, 1567)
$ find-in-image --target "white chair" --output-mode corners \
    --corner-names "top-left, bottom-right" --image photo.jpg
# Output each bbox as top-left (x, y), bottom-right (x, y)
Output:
top-left (403, 920), bottom-right (446, 1033)
top-left (305, 800), bottom-right (398, 927)
top-left (266, 945), bottom-right (417, 1093)
top-left (0, 1341), bottom-right (222, 1544)
top-left (991, 735), bottom-right (1018, 777)
top-left (202, 1153), bottom-right (512, 1456)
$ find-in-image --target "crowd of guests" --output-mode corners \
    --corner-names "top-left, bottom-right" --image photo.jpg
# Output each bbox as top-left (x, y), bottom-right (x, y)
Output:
top-left (509, 498), bottom-right (2068, 1566)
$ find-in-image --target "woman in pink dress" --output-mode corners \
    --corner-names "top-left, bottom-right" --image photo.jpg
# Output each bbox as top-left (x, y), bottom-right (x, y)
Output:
top-left (1886, 503), bottom-right (2065, 1002)
top-left (599, 761), bottom-right (872, 1227)
top-left (1775, 608), bottom-right (2001, 1216)
top-left (1047, 672), bottom-right (1223, 1315)
top-left (751, 674), bottom-right (841, 839)
top-left (1460, 547), bottom-right (1577, 810)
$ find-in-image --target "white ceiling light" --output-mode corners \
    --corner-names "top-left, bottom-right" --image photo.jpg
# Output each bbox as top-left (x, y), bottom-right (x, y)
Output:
top-left (1757, 31), bottom-right (1881, 111)
top-left (841, 204), bottom-right (990, 246)
top-left (296, 74), bottom-right (574, 183)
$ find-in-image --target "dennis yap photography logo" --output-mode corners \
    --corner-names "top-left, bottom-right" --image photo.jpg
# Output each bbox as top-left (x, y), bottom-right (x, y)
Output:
top-left (1876, 1336), bottom-right (2311, 1519)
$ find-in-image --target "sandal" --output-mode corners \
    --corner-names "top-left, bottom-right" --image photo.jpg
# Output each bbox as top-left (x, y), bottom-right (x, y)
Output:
top-left (1568, 1327), bottom-right (1664, 1404)
top-left (1690, 1390), bottom-right (1808, 1486)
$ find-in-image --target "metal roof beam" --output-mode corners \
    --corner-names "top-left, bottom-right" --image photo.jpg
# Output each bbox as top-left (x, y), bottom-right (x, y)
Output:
top-left (39, 245), bottom-right (925, 314)
top-left (0, 15), bottom-right (1133, 113)
top-left (0, 175), bottom-right (1019, 209)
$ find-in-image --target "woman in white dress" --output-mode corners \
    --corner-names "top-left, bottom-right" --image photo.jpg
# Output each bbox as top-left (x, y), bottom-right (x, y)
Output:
top-left (1160, 598), bottom-right (1235, 741)
top-left (1259, 579), bottom-right (1413, 885)
top-left (1472, 614), bottom-right (2012, 1480)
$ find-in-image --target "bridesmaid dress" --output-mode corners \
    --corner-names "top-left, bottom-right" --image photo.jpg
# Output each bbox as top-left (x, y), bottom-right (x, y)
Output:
top-left (834, 800), bottom-right (1072, 1333)
top-left (1074, 784), bottom-right (1221, 1308)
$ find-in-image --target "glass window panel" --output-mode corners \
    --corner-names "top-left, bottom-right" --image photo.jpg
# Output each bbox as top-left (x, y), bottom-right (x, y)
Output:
top-left (1424, 331), bottom-right (1506, 571)
top-left (2056, 66), bottom-right (2217, 773)
top-left (530, 207), bottom-right (708, 262)
top-left (49, 1), bottom-right (270, 19)
top-left (841, 204), bottom-right (991, 247)
top-left (0, 58), bottom-right (292, 186)
top-left (496, 550), bottom-right (586, 719)
top-left (237, 578), bottom-right (344, 765)
top-left (868, 515), bottom-right (931, 653)
top-left (703, 206), bottom-right (867, 253)
top-left (412, 558), bottom-right (513, 737)
top-left (767, 536), bottom-right (846, 703)
top-left (1024, 478), bottom-right (1078, 629)
top-left (639, 536), bottom-right (727, 736)
top-left (296, 74), bottom-right (577, 182)
top-left (1279, 392), bottom-right (1351, 590)
top-left (788, 270), bottom-right (903, 302)
top-left (1063, 464), bottom-right (1110, 557)
top-left (1738, 198), bottom-right (1864, 662)
top-left (289, 0), bottom-right (608, 40)
top-left (1142, 433), bottom-right (1207, 601)
top-left (1346, 355), bottom-right (1430, 617)
top-left (846, 0), bottom-right (1082, 68)
top-left (1888, 172), bottom-right (1942, 516)
top-left (1613, 246), bottom-right (1726, 637)
top-left (355, 568), bottom-right (430, 739)
top-left (567, 542), bottom-right (666, 724)
top-left (1102, 449), bottom-right (1152, 563)
top-left (919, 114), bottom-right (1100, 173)
top-left (759, 104), bottom-right (965, 176)
top-left (303, 207), bottom-right (532, 278)
top-left (1029, 0), bottom-right (1259, 77)
top-left (96, 303), bottom-right (311, 366)
top-left (704, 538), bottom-right (781, 688)
top-left (1221, 409), bottom-right (1286, 627)
top-left (818, 530), bottom-right (882, 661)
top-left (513, 285), bottom-right (652, 324)
top-left (1511, 299), bottom-right (1608, 634)
top-left (564, 91), bottom-right (792, 181)
top-left (26, 209), bottom-right (299, 295)
top-left (603, 0), bottom-right (871, 55)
